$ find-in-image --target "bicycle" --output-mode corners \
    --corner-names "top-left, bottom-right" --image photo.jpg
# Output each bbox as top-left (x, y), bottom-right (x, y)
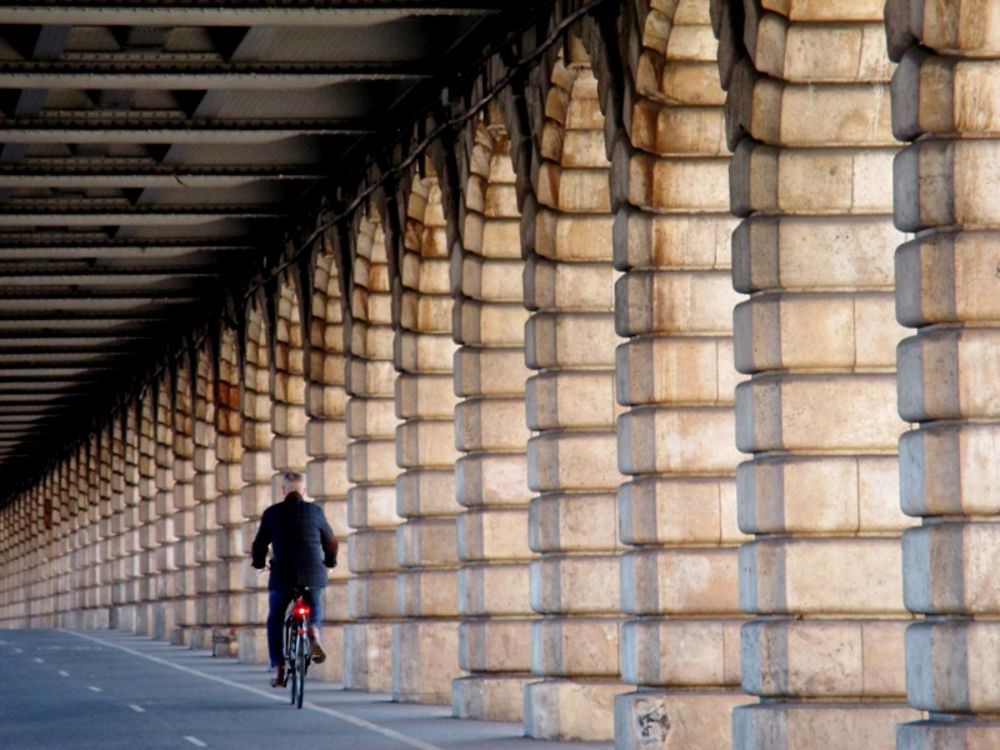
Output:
top-left (282, 587), bottom-right (313, 709)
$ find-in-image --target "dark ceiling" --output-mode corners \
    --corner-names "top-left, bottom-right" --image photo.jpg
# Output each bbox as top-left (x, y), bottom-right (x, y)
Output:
top-left (0, 1), bottom-right (532, 492)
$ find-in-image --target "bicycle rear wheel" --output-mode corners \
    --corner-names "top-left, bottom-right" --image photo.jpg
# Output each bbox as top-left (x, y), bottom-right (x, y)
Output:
top-left (295, 631), bottom-right (307, 709)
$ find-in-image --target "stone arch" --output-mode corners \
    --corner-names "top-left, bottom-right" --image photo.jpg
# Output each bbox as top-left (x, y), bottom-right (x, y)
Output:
top-left (711, 1), bottom-right (917, 747)
top-left (342, 200), bottom-right (402, 693)
top-left (449, 110), bottom-right (537, 723)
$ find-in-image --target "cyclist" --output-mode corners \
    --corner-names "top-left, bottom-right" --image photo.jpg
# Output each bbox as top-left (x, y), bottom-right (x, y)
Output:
top-left (251, 470), bottom-right (338, 688)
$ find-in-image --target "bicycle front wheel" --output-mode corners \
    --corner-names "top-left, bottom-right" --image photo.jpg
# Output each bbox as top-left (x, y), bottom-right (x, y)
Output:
top-left (295, 631), bottom-right (307, 709)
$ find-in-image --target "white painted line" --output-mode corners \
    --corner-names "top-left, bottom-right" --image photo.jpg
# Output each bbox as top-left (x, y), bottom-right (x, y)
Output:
top-left (58, 670), bottom-right (69, 677)
top-left (128, 704), bottom-right (146, 713)
top-left (33, 657), bottom-right (44, 663)
top-left (63, 630), bottom-right (445, 750)
top-left (184, 737), bottom-right (207, 748)
top-left (88, 685), bottom-right (102, 692)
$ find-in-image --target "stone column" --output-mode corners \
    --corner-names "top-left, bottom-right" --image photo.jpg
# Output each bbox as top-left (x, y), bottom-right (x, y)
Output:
top-left (153, 379), bottom-right (178, 640)
top-left (136, 393), bottom-right (160, 635)
top-left (885, 1), bottom-right (1000, 745)
top-left (191, 347), bottom-right (220, 651)
top-left (108, 416), bottom-right (128, 630)
top-left (519, 41), bottom-right (628, 742)
top-left (117, 405), bottom-right (143, 632)
top-left (213, 329), bottom-right (244, 657)
top-left (611, 2), bottom-right (746, 747)
top-left (171, 366), bottom-right (198, 645)
top-left (69, 447), bottom-right (86, 626)
top-left (238, 308), bottom-right (273, 662)
top-left (712, 0), bottom-right (920, 745)
top-left (306, 249), bottom-right (352, 682)
top-left (450, 116), bottom-right (536, 722)
top-left (96, 427), bottom-right (115, 627)
top-left (343, 208), bottom-right (402, 692)
top-left (392, 168), bottom-right (464, 704)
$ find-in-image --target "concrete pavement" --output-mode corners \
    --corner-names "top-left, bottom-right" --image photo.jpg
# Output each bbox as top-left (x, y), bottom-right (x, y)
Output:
top-left (0, 629), bottom-right (612, 750)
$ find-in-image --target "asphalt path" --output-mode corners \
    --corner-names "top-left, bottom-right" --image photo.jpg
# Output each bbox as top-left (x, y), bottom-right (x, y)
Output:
top-left (0, 629), bottom-right (611, 750)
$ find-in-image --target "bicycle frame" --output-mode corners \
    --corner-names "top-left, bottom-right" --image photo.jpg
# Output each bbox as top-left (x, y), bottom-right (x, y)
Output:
top-left (282, 592), bottom-right (312, 709)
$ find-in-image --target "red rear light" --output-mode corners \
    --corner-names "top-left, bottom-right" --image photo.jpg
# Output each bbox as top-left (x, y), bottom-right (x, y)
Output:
top-left (295, 605), bottom-right (310, 618)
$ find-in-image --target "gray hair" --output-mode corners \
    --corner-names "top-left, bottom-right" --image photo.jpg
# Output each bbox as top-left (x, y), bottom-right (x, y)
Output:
top-left (282, 471), bottom-right (305, 485)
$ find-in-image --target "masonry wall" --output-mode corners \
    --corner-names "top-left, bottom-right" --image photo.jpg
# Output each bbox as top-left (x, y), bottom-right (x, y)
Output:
top-left (7, 0), bottom-right (1000, 747)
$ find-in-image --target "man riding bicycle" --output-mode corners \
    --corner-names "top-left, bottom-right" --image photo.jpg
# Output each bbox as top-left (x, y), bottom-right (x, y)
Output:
top-left (251, 470), bottom-right (338, 688)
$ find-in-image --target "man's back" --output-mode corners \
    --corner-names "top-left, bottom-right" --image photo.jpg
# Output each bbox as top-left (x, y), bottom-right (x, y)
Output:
top-left (251, 491), bottom-right (337, 590)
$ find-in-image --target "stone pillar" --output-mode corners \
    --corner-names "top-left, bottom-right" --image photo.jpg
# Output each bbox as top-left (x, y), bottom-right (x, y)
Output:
top-left (69, 447), bottom-right (86, 626)
top-left (611, 2), bottom-right (746, 747)
top-left (153, 379), bottom-right (178, 640)
top-left (117, 404), bottom-right (143, 632)
top-left (214, 329), bottom-right (244, 657)
top-left (306, 249), bottom-right (352, 682)
top-left (96, 427), bottom-right (115, 627)
top-left (711, 1), bottom-right (920, 745)
top-left (885, 1), bottom-right (1000, 745)
top-left (238, 307), bottom-right (272, 662)
top-left (519, 41), bottom-right (628, 742)
top-left (135, 393), bottom-right (160, 635)
top-left (171, 365), bottom-right (198, 645)
top-left (343, 207), bottom-right (402, 692)
top-left (108, 415), bottom-right (129, 630)
top-left (392, 168), bottom-right (464, 704)
top-left (450, 116), bottom-right (536, 722)
top-left (191, 347), bottom-right (220, 650)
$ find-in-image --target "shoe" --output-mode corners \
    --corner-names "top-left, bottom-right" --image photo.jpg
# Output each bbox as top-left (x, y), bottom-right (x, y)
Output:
top-left (270, 664), bottom-right (287, 688)
top-left (308, 626), bottom-right (326, 664)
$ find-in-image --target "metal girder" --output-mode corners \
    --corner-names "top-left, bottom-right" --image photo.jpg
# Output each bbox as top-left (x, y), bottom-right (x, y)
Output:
top-left (0, 242), bottom-right (253, 259)
top-left (0, 60), bottom-right (432, 89)
top-left (0, 205), bottom-right (284, 225)
top-left (0, 162), bottom-right (327, 188)
top-left (0, 118), bottom-right (371, 143)
top-left (0, 2), bottom-right (503, 26)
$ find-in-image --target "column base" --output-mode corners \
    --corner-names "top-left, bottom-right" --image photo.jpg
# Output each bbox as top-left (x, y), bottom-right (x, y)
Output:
top-left (523, 678), bottom-right (629, 742)
top-left (344, 621), bottom-right (394, 692)
top-left (452, 674), bottom-right (534, 722)
top-left (614, 689), bottom-right (747, 750)
top-left (733, 702), bottom-right (922, 749)
top-left (187, 626), bottom-right (213, 650)
top-left (236, 627), bottom-right (269, 665)
top-left (392, 620), bottom-right (462, 704)
top-left (110, 605), bottom-right (136, 632)
top-left (898, 719), bottom-right (1000, 749)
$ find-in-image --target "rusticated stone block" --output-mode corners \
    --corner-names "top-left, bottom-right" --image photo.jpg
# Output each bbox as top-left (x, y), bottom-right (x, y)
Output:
top-left (529, 492), bottom-right (618, 553)
top-left (397, 518), bottom-right (457, 568)
top-left (396, 469), bottom-right (456, 518)
top-left (524, 313), bottom-right (617, 368)
top-left (621, 619), bottom-right (741, 687)
top-left (618, 406), bottom-right (742, 475)
top-left (621, 548), bottom-right (740, 615)
top-left (346, 396), bottom-right (396, 438)
top-left (907, 620), bottom-right (1000, 712)
top-left (614, 690), bottom-right (747, 750)
top-left (619, 477), bottom-right (744, 545)
top-left (733, 702), bottom-right (919, 750)
top-left (740, 538), bottom-right (905, 615)
top-left (397, 568), bottom-right (459, 617)
top-left (524, 257), bottom-right (614, 312)
top-left (344, 622), bottom-right (394, 692)
top-left (393, 330), bottom-right (454, 372)
top-left (738, 454), bottom-right (909, 533)
top-left (617, 152), bottom-right (730, 212)
top-left (457, 508), bottom-right (531, 562)
top-left (903, 522), bottom-right (1000, 614)
top-left (530, 209), bottom-right (614, 263)
top-left (346, 439), bottom-right (397, 484)
top-left (347, 573), bottom-right (397, 619)
top-left (616, 336), bottom-right (739, 406)
top-left (396, 420), bottom-right (460, 467)
top-left (527, 432), bottom-right (620, 493)
top-left (523, 678), bottom-right (627, 742)
top-left (615, 271), bottom-right (735, 337)
top-left (393, 620), bottom-right (462, 704)
top-left (458, 562), bottom-right (533, 616)
top-left (742, 618), bottom-right (907, 697)
top-left (305, 457), bottom-right (349, 499)
top-left (457, 255), bottom-right (522, 300)
top-left (532, 617), bottom-right (620, 677)
top-left (526, 371), bottom-right (619, 430)
top-left (453, 348), bottom-right (530, 398)
top-left (347, 529), bottom-right (399, 574)
top-left (453, 675), bottom-right (535, 723)
top-left (455, 398), bottom-right (530, 452)
top-left (347, 485), bottom-right (397, 528)
top-left (897, 720), bottom-right (1000, 750)
top-left (735, 373), bottom-right (904, 452)
top-left (734, 292), bottom-right (900, 371)
top-left (395, 373), bottom-right (454, 420)
top-left (530, 554), bottom-right (620, 614)
top-left (453, 300), bottom-right (529, 348)
top-left (628, 100), bottom-right (728, 158)
top-left (612, 209), bottom-right (734, 271)
top-left (899, 422), bottom-right (1000, 516)
top-left (305, 419), bottom-right (348, 458)
top-left (455, 453), bottom-right (531, 508)
top-left (459, 618), bottom-right (533, 672)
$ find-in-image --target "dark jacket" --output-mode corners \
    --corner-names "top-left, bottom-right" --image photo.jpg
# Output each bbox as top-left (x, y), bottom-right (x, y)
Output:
top-left (251, 492), bottom-right (338, 590)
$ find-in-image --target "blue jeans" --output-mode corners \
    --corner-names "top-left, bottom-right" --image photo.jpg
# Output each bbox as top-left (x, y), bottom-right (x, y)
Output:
top-left (267, 588), bottom-right (323, 668)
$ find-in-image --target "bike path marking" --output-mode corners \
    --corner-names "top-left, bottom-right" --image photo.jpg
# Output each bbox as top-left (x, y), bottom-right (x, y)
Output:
top-left (128, 704), bottom-right (146, 713)
top-left (88, 685), bottom-right (102, 692)
top-left (184, 736), bottom-right (207, 747)
top-left (58, 670), bottom-right (69, 677)
top-left (63, 630), bottom-right (444, 750)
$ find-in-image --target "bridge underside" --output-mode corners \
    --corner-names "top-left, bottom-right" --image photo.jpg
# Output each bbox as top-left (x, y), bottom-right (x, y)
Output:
top-left (0, 2), bottom-right (996, 749)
